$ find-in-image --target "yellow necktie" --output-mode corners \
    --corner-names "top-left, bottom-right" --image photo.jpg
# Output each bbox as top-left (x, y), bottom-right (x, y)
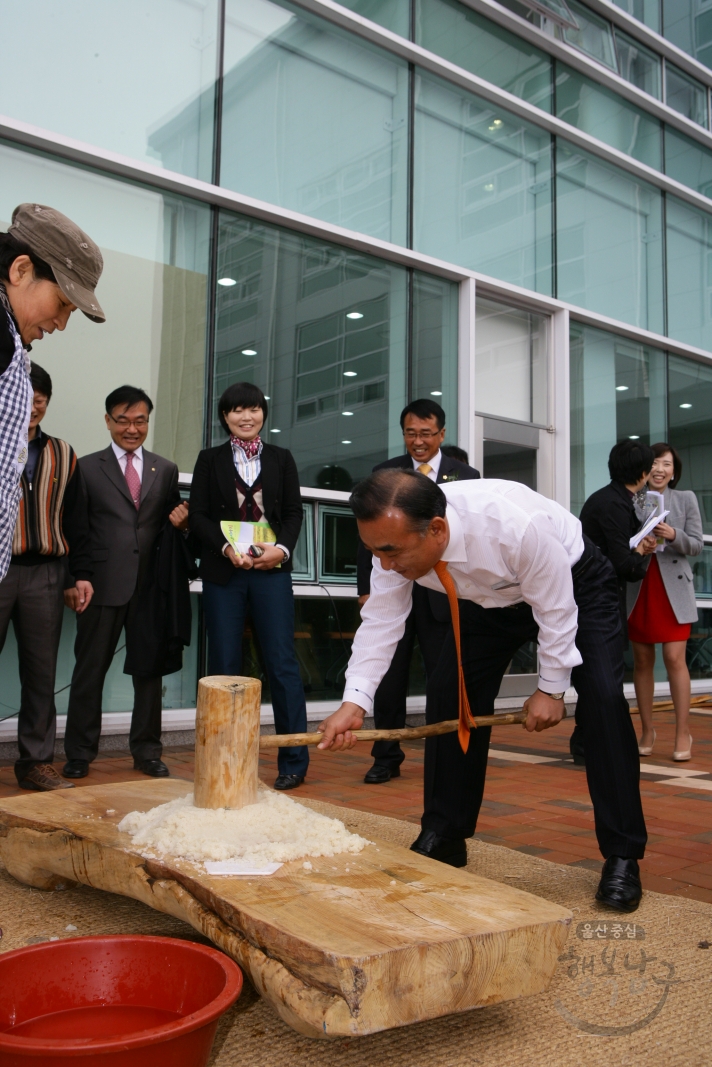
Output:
top-left (434, 560), bottom-right (476, 753)
top-left (417, 463), bottom-right (433, 476)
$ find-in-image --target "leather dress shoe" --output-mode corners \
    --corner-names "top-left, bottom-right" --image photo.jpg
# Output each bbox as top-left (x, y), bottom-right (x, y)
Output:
top-left (134, 758), bottom-right (170, 778)
top-left (364, 763), bottom-right (401, 784)
top-left (19, 763), bottom-right (75, 791)
top-left (62, 759), bottom-right (89, 779)
top-left (274, 774), bottom-right (305, 791)
top-left (596, 856), bottom-right (642, 912)
top-left (410, 828), bottom-right (467, 868)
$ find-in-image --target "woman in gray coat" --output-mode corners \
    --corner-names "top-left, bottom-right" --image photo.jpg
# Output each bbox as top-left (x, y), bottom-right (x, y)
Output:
top-left (628, 443), bottom-right (703, 761)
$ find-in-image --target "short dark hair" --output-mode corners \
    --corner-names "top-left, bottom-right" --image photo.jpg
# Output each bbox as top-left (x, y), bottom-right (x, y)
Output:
top-left (608, 440), bottom-right (654, 485)
top-left (0, 231), bottom-right (57, 285)
top-left (399, 398), bottom-right (446, 431)
top-left (30, 361), bottom-right (52, 401)
top-left (350, 468), bottom-right (446, 533)
top-left (105, 385), bottom-right (154, 416)
top-left (651, 442), bottom-right (683, 488)
top-left (217, 381), bottom-right (268, 434)
top-left (441, 444), bottom-right (469, 464)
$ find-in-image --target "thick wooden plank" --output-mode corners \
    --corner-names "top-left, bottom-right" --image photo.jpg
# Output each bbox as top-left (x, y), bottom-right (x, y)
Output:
top-left (0, 781), bottom-right (572, 1038)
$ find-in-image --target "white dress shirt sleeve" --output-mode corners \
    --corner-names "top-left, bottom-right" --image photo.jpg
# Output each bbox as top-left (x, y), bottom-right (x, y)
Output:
top-left (342, 559), bottom-right (413, 714)
top-left (516, 516), bottom-right (582, 692)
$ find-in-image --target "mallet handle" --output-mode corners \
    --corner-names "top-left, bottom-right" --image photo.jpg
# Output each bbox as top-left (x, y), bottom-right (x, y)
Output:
top-left (259, 710), bottom-right (530, 748)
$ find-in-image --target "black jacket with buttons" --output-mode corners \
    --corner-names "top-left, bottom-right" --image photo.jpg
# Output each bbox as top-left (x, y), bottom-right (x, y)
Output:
top-left (189, 440), bottom-right (303, 584)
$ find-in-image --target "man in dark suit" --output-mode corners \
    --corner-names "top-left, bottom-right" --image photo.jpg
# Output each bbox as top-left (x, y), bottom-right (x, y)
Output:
top-left (357, 399), bottom-right (480, 783)
top-left (62, 385), bottom-right (189, 780)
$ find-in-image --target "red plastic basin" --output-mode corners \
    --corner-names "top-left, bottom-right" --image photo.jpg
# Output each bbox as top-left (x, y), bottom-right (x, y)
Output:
top-left (0, 934), bottom-right (243, 1066)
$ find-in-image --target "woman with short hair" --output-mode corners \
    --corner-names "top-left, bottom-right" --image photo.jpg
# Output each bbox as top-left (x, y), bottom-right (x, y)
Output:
top-left (628, 443), bottom-right (704, 761)
top-left (189, 381), bottom-right (309, 790)
top-left (0, 203), bottom-right (104, 580)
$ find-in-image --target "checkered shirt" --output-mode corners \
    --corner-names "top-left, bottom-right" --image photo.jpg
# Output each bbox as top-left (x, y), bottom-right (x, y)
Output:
top-left (0, 287), bottom-right (32, 581)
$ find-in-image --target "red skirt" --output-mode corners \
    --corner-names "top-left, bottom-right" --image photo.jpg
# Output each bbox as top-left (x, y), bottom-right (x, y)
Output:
top-left (627, 554), bottom-right (691, 644)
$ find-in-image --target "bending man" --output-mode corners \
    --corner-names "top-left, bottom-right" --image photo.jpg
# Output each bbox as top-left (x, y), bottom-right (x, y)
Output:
top-left (318, 470), bottom-right (647, 913)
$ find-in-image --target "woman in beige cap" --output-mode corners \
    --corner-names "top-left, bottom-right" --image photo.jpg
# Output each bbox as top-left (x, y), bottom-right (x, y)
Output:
top-left (0, 203), bottom-right (104, 582)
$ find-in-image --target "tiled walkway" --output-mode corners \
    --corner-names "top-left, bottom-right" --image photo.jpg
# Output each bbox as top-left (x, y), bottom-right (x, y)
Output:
top-left (2, 709), bottom-right (712, 903)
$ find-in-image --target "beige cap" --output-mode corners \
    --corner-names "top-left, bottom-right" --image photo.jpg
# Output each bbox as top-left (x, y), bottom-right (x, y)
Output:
top-left (9, 203), bottom-right (105, 323)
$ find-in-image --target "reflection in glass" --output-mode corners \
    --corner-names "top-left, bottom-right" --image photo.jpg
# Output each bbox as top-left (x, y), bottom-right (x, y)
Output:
top-left (662, 0), bottom-right (712, 71)
top-left (611, 0), bottom-right (660, 33)
top-left (688, 610), bottom-right (712, 679)
top-left (213, 211), bottom-right (409, 487)
top-left (221, 0), bottom-right (409, 244)
top-left (0, 142), bottom-right (210, 473)
top-left (669, 355), bottom-right (712, 535)
top-left (614, 28), bottom-right (662, 97)
top-left (664, 127), bottom-right (712, 198)
top-left (319, 506), bottom-right (360, 583)
top-left (562, 0), bottom-right (617, 70)
top-left (292, 504), bottom-right (316, 582)
top-left (0, 0), bottom-right (219, 181)
top-left (555, 63), bottom-right (661, 168)
top-left (475, 299), bottom-right (548, 424)
top-left (414, 71), bottom-right (553, 294)
top-left (416, 0), bottom-right (553, 111)
top-left (338, 0), bottom-right (410, 36)
top-left (411, 273), bottom-right (459, 437)
top-left (666, 196), bottom-right (712, 352)
top-left (692, 545), bottom-right (712, 599)
top-left (556, 143), bottom-right (664, 332)
top-left (570, 325), bottom-right (666, 515)
top-left (665, 64), bottom-right (708, 128)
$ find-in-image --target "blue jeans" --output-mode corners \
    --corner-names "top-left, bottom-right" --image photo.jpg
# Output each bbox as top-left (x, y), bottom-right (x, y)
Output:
top-left (202, 569), bottom-right (309, 777)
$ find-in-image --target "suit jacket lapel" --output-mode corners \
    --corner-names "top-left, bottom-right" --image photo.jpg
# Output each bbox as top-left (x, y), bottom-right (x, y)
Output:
top-left (99, 445), bottom-right (135, 508)
top-left (138, 450), bottom-right (159, 511)
top-left (437, 454), bottom-right (454, 483)
top-left (217, 441), bottom-right (238, 513)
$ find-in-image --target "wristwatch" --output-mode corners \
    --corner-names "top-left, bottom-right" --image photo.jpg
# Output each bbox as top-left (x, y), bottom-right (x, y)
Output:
top-left (539, 689), bottom-right (565, 700)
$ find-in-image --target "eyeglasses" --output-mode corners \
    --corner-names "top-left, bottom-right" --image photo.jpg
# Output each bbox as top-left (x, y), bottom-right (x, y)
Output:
top-left (110, 415), bottom-right (149, 429)
top-left (403, 430), bottom-right (441, 441)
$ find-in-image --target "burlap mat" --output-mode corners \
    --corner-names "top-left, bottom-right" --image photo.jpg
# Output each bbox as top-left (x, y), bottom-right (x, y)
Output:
top-left (2, 799), bottom-right (712, 1066)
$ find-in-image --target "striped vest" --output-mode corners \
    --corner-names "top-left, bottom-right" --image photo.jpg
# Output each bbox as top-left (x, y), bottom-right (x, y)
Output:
top-left (11, 436), bottom-right (77, 558)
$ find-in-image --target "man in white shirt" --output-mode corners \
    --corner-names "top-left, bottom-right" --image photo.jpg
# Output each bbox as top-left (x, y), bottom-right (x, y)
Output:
top-left (318, 469), bottom-right (647, 912)
top-left (355, 399), bottom-right (479, 783)
top-left (62, 386), bottom-right (188, 781)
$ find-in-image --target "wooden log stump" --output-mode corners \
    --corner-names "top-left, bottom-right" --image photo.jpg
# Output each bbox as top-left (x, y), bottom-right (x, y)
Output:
top-left (193, 675), bottom-right (261, 810)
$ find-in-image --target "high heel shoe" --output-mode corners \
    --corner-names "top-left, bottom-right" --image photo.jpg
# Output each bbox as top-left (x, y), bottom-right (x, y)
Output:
top-left (673, 735), bottom-right (692, 761)
top-left (638, 730), bottom-right (656, 757)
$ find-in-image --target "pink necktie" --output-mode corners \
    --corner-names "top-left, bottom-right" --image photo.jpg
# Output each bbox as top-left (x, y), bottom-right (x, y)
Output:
top-left (124, 452), bottom-right (141, 510)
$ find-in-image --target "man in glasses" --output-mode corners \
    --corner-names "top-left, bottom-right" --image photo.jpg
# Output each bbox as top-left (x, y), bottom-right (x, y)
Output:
top-left (62, 385), bottom-right (189, 781)
top-left (356, 399), bottom-right (479, 783)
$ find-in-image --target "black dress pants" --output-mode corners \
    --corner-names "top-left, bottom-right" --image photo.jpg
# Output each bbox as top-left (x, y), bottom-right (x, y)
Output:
top-left (64, 594), bottom-right (162, 763)
top-left (371, 584), bottom-right (451, 767)
top-left (422, 541), bottom-right (647, 860)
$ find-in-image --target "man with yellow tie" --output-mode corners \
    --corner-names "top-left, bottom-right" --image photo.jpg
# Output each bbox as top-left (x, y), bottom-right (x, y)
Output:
top-left (319, 470), bottom-right (647, 913)
top-left (355, 399), bottom-right (479, 783)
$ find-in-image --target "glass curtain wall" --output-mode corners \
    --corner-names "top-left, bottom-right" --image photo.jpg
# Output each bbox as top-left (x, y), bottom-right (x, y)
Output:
top-left (413, 71), bottom-right (554, 294)
top-left (555, 63), bottom-right (661, 168)
top-left (211, 211), bottom-right (459, 489)
top-left (662, 1), bottom-right (712, 71)
top-left (570, 324), bottom-right (667, 514)
top-left (556, 143), bottom-right (664, 332)
top-left (612, 0), bottom-right (660, 33)
top-left (665, 127), bottom-right (712, 197)
top-left (338, 0), bottom-right (410, 36)
top-left (0, 142), bottom-right (211, 472)
top-left (0, 0), bottom-right (220, 182)
top-left (668, 355), bottom-right (712, 533)
top-left (416, 0), bottom-right (553, 111)
top-left (665, 63), bottom-right (709, 127)
top-left (219, 0), bottom-right (409, 245)
top-left (666, 196), bottom-right (712, 352)
top-left (475, 298), bottom-right (548, 424)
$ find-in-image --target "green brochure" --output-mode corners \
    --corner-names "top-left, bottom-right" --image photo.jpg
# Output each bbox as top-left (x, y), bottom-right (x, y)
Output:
top-left (220, 520), bottom-right (277, 556)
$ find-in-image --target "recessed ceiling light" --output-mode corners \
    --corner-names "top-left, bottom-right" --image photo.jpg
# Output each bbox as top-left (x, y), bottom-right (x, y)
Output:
top-left (493, 118), bottom-right (503, 127)
top-left (484, 183), bottom-right (495, 191)
top-left (341, 440), bottom-right (352, 444)
top-left (430, 390), bottom-right (443, 396)
top-left (680, 402), bottom-right (692, 409)
top-left (343, 371), bottom-right (357, 377)
top-left (270, 428), bottom-right (281, 433)
top-left (629, 435), bottom-right (640, 439)
top-left (217, 278), bottom-right (236, 286)
top-left (346, 311), bottom-right (363, 320)
top-left (342, 411), bottom-right (354, 416)
top-left (264, 395), bottom-right (270, 400)
top-left (241, 348), bottom-right (257, 356)
top-left (616, 385), bottom-right (629, 391)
